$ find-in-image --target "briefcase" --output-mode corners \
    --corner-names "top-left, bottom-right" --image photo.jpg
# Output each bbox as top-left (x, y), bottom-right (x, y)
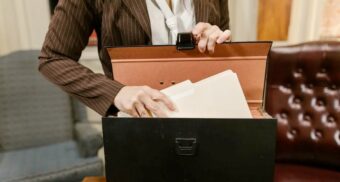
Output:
top-left (104, 42), bottom-right (277, 182)
top-left (107, 42), bottom-right (272, 117)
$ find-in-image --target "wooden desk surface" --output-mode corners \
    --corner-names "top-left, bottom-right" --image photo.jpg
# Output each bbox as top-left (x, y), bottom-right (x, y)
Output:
top-left (82, 177), bottom-right (106, 182)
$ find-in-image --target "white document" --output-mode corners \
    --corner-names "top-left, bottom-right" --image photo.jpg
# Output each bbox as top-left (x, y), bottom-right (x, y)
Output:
top-left (118, 70), bottom-right (252, 118)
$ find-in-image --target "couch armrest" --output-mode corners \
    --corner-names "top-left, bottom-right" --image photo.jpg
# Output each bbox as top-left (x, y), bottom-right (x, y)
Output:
top-left (75, 123), bottom-right (103, 158)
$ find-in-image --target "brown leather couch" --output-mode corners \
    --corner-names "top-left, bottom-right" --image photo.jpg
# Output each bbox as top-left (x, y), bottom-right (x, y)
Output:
top-left (265, 41), bottom-right (340, 182)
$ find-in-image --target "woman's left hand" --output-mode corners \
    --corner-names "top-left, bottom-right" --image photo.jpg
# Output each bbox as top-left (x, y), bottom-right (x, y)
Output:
top-left (192, 22), bottom-right (231, 54)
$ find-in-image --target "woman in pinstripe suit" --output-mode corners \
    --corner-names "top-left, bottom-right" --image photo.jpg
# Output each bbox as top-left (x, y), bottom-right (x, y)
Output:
top-left (39, 0), bottom-right (231, 117)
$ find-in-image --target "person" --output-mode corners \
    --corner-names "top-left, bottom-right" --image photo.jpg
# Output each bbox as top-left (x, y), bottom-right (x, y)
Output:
top-left (39, 0), bottom-right (231, 117)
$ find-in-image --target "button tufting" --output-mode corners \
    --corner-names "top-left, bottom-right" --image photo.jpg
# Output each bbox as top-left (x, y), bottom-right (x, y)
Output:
top-left (307, 83), bottom-right (314, 89)
top-left (290, 129), bottom-right (298, 135)
top-left (287, 128), bottom-right (298, 140)
top-left (313, 98), bottom-right (327, 111)
top-left (301, 84), bottom-right (314, 94)
top-left (279, 85), bottom-right (292, 94)
top-left (321, 68), bottom-right (327, 73)
top-left (330, 84), bottom-right (337, 90)
top-left (315, 130), bottom-right (323, 138)
top-left (335, 131), bottom-right (340, 146)
top-left (325, 84), bottom-right (338, 94)
top-left (276, 112), bottom-right (289, 124)
top-left (303, 114), bottom-right (312, 122)
top-left (316, 100), bottom-right (325, 106)
top-left (293, 97), bottom-right (302, 104)
top-left (322, 114), bottom-right (337, 127)
top-left (280, 112), bottom-right (288, 120)
top-left (311, 129), bottom-right (323, 141)
top-left (286, 83), bottom-right (292, 89)
top-left (289, 96), bottom-right (303, 109)
top-left (327, 115), bottom-right (336, 123)
top-left (317, 99), bottom-right (325, 106)
top-left (296, 68), bottom-right (303, 73)
top-left (336, 99), bottom-right (340, 111)
top-left (293, 68), bottom-right (303, 78)
top-left (299, 113), bottom-right (312, 126)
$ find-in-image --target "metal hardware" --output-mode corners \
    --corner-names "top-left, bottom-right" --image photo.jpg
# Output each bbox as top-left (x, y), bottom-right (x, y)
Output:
top-left (176, 33), bottom-right (195, 50)
top-left (175, 138), bottom-right (197, 156)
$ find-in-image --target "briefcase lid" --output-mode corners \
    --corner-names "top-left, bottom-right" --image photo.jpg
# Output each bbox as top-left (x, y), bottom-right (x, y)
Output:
top-left (107, 42), bottom-right (272, 108)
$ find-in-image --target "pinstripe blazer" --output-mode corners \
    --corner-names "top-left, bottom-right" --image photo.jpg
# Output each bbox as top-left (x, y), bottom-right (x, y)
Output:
top-left (39, 0), bottom-right (230, 116)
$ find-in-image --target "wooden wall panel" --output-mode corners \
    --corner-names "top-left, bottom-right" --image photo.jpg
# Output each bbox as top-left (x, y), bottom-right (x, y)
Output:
top-left (257, 0), bottom-right (292, 41)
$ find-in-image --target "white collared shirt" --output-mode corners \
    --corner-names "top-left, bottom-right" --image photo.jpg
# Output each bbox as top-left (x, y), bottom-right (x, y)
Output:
top-left (146, 0), bottom-right (196, 45)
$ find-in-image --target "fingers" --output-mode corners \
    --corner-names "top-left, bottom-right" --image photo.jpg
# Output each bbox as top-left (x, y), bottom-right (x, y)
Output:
top-left (134, 86), bottom-right (174, 117)
top-left (129, 106), bottom-right (140, 117)
top-left (148, 88), bottom-right (176, 111)
top-left (197, 34), bottom-right (208, 53)
top-left (192, 22), bottom-right (211, 38)
top-left (134, 102), bottom-right (151, 118)
top-left (114, 86), bottom-right (176, 118)
top-left (141, 87), bottom-right (177, 117)
top-left (198, 25), bottom-right (219, 53)
top-left (134, 101), bottom-right (151, 118)
top-left (207, 27), bottom-right (223, 54)
top-left (139, 95), bottom-right (167, 117)
top-left (194, 23), bottom-right (212, 52)
top-left (193, 22), bottom-right (232, 54)
top-left (216, 30), bottom-right (231, 44)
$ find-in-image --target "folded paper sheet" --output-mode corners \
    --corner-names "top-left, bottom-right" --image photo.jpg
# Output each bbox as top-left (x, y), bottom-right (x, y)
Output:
top-left (118, 70), bottom-right (252, 118)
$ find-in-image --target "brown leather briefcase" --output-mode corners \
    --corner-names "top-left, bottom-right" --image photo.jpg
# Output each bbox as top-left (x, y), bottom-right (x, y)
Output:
top-left (107, 42), bottom-right (272, 118)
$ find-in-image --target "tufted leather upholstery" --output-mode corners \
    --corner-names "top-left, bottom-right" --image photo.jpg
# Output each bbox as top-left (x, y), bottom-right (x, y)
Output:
top-left (265, 41), bottom-right (340, 181)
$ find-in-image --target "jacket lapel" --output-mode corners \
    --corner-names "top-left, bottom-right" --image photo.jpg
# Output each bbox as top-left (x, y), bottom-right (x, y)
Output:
top-left (194, 0), bottom-right (210, 23)
top-left (122, 0), bottom-right (151, 38)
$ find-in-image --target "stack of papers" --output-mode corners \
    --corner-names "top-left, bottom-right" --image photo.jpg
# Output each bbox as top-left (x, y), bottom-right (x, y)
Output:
top-left (118, 70), bottom-right (252, 118)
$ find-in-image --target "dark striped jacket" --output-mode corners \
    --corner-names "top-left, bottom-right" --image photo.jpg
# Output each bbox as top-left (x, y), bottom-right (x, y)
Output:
top-left (39, 0), bottom-right (230, 116)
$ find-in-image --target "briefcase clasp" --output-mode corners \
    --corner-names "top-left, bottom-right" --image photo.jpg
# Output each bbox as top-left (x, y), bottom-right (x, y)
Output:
top-left (176, 33), bottom-right (195, 50)
top-left (175, 138), bottom-right (197, 156)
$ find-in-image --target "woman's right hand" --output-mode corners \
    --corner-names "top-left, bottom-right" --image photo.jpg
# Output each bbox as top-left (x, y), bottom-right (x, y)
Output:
top-left (114, 86), bottom-right (176, 117)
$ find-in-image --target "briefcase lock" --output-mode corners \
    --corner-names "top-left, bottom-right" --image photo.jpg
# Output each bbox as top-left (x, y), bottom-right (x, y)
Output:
top-left (175, 138), bottom-right (197, 156)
